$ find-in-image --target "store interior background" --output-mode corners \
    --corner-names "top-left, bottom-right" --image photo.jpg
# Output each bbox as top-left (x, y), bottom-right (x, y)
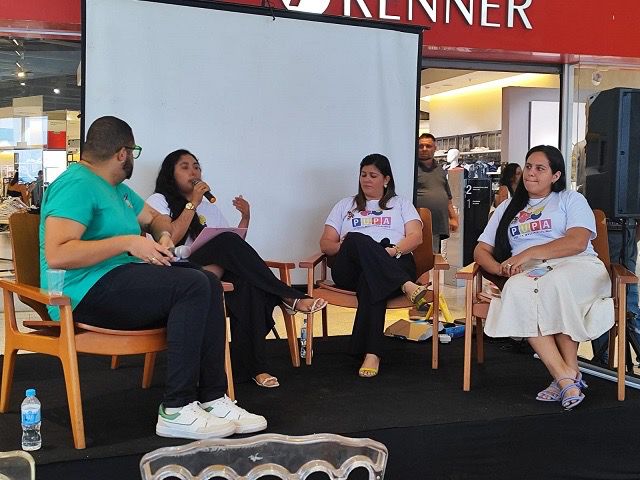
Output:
top-left (1, 37), bottom-right (640, 371)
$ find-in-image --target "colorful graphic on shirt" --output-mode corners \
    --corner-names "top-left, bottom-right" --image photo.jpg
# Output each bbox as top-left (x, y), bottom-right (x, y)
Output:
top-left (509, 204), bottom-right (552, 237)
top-left (351, 209), bottom-right (391, 228)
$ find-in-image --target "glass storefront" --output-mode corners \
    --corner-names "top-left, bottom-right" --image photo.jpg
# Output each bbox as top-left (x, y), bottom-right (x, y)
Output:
top-left (0, 37), bottom-right (80, 200)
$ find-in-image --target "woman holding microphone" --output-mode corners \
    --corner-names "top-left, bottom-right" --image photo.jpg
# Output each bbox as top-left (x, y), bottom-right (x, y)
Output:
top-left (147, 149), bottom-right (326, 388)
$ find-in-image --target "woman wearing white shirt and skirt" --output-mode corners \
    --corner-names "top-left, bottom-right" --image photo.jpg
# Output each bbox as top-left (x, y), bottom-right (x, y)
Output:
top-left (474, 145), bottom-right (613, 410)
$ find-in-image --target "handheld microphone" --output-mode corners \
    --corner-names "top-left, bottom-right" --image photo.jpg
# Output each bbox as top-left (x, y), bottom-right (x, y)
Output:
top-left (191, 179), bottom-right (216, 203)
top-left (169, 245), bottom-right (191, 259)
top-left (380, 238), bottom-right (391, 248)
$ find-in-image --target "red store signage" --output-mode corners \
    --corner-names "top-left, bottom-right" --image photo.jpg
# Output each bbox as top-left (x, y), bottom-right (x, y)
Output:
top-left (1, 0), bottom-right (639, 60)
top-left (0, 0), bottom-right (81, 25)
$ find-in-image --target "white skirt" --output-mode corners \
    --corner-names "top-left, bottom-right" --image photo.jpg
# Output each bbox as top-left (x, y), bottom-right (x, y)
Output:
top-left (484, 255), bottom-right (614, 342)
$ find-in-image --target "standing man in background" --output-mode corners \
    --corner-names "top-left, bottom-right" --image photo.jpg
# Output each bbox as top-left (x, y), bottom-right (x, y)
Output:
top-left (29, 170), bottom-right (44, 207)
top-left (415, 133), bottom-right (459, 252)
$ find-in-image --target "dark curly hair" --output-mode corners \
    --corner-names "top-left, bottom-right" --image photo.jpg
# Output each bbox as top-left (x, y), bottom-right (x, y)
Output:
top-left (493, 145), bottom-right (566, 263)
top-left (154, 149), bottom-right (204, 246)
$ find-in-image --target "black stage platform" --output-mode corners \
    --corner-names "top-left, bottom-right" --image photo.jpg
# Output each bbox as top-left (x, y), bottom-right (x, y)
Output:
top-left (1, 335), bottom-right (640, 479)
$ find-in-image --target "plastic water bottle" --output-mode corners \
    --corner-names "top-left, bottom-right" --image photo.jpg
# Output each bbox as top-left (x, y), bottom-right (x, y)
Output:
top-left (21, 388), bottom-right (41, 451)
top-left (299, 319), bottom-right (307, 359)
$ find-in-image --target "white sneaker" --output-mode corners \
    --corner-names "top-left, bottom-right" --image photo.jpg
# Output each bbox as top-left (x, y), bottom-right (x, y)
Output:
top-left (201, 395), bottom-right (267, 434)
top-left (156, 401), bottom-right (236, 439)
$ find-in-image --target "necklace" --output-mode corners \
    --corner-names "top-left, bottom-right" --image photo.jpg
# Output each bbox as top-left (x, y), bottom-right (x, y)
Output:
top-left (527, 192), bottom-right (553, 208)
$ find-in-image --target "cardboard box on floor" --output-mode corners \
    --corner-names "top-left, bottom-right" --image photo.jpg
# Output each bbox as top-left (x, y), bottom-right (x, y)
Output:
top-left (384, 319), bottom-right (441, 342)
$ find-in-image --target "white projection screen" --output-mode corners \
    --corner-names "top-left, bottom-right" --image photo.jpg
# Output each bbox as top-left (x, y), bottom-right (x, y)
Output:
top-left (84, 0), bottom-right (421, 280)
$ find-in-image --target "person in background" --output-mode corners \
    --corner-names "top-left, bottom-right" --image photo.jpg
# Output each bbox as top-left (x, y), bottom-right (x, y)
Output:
top-left (320, 153), bottom-right (427, 378)
top-left (7, 171), bottom-right (29, 203)
top-left (147, 149), bottom-right (327, 388)
top-left (494, 163), bottom-right (522, 207)
top-left (41, 116), bottom-right (266, 440)
top-left (474, 145), bottom-right (613, 410)
top-left (29, 170), bottom-right (44, 207)
top-left (415, 133), bottom-right (458, 252)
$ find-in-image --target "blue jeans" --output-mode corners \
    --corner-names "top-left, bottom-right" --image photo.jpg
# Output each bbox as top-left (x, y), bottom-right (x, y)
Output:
top-left (591, 222), bottom-right (640, 363)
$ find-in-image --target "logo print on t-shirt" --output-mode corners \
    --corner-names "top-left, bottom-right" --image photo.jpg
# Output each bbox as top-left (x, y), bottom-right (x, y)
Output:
top-left (509, 204), bottom-right (552, 237)
top-left (359, 209), bottom-right (383, 217)
top-left (352, 210), bottom-right (391, 228)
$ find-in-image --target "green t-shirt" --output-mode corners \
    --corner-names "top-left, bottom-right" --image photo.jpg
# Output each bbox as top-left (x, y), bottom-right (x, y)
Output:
top-left (39, 163), bottom-right (145, 320)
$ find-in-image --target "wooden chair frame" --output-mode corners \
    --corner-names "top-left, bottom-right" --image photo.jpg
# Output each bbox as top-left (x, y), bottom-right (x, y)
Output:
top-left (264, 260), bottom-right (304, 368)
top-left (457, 209), bottom-right (638, 400)
top-left (0, 212), bottom-right (234, 449)
top-left (299, 208), bottom-right (449, 368)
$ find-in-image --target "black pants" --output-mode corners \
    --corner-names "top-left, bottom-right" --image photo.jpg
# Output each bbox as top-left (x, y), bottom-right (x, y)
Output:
top-left (74, 263), bottom-right (227, 408)
top-left (331, 232), bottom-right (416, 357)
top-left (189, 232), bottom-right (306, 380)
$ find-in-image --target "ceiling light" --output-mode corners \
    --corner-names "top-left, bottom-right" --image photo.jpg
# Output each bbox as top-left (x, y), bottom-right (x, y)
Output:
top-left (53, 88), bottom-right (61, 94)
top-left (16, 71), bottom-right (26, 78)
top-left (15, 62), bottom-right (22, 69)
top-left (12, 38), bottom-right (19, 46)
top-left (20, 82), bottom-right (25, 86)
top-left (422, 73), bottom-right (539, 100)
top-left (15, 50), bottom-right (21, 56)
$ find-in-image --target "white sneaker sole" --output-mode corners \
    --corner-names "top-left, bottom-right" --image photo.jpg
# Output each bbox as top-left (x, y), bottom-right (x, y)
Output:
top-left (156, 421), bottom-right (236, 440)
top-left (234, 418), bottom-right (268, 434)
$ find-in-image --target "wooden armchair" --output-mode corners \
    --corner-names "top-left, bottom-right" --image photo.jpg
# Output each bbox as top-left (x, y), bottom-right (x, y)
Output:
top-left (456, 209), bottom-right (638, 400)
top-left (0, 212), bottom-right (233, 449)
top-left (299, 208), bottom-right (449, 368)
top-left (264, 260), bottom-right (304, 367)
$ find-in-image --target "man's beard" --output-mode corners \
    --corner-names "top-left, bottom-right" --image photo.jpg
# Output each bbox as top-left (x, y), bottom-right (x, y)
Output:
top-left (123, 158), bottom-right (133, 179)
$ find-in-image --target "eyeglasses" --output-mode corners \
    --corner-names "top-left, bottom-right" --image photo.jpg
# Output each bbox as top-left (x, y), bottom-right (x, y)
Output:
top-left (123, 145), bottom-right (142, 159)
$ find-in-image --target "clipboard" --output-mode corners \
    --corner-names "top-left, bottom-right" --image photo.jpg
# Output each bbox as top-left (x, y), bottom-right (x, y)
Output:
top-left (190, 227), bottom-right (247, 254)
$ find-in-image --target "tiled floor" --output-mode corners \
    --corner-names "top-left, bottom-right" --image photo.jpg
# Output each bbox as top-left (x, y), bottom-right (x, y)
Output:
top-left (269, 282), bottom-right (467, 339)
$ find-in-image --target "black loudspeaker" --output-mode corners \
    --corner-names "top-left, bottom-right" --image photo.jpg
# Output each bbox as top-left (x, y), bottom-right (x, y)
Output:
top-left (584, 87), bottom-right (640, 218)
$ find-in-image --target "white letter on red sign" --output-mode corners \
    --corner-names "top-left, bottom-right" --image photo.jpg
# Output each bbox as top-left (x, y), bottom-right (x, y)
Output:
top-left (380, 0), bottom-right (401, 20)
top-left (446, 0), bottom-right (473, 25)
top-left (344, 0), bottom-right (373, 17)
top-left (481, 0), bottom-right (500, 27)
top-left (408, 0), bottom-right (436, 22)
top-left (507, 0), bottom-right (533, 29)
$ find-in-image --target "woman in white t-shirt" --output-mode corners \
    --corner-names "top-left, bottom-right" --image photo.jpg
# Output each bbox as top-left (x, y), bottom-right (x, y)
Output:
top-left (475, 145), bottom-right (613, 410)
top-left (147, 149), bottom-right (326, 389)
top-left (320, 153), bottom-right (430, 378)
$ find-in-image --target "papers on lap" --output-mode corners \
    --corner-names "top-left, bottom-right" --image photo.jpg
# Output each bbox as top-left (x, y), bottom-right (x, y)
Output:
top-left (190, 227), bottom-right (247, 254)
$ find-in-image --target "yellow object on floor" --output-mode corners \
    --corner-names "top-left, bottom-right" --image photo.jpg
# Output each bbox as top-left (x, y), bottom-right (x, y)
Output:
top-left (424, 294), bottom-right (453, 323)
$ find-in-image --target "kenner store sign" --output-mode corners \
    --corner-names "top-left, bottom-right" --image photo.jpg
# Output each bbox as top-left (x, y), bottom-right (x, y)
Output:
top-left (281, 0), bottom-right (533, 29)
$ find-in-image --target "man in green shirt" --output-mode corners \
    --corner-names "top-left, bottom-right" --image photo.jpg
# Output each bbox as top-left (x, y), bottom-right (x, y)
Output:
top-left (40, 116), bottom-right (266, 440)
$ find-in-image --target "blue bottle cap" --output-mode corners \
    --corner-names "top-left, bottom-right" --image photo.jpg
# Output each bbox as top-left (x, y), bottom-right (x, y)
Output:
top-left (26, 388), bottom-right (36, 397)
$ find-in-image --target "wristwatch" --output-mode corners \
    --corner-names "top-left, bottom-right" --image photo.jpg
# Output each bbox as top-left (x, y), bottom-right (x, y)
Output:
top-left (394, 247), bottom-right (403, 259)
top-left (185, 202), bottom-right (195, 211)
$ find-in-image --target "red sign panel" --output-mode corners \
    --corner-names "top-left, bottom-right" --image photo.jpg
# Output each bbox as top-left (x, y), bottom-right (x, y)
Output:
top-left (2, 0), bottom-right (639, 61)
top-left (0, 0), bottom-right (80, 24)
